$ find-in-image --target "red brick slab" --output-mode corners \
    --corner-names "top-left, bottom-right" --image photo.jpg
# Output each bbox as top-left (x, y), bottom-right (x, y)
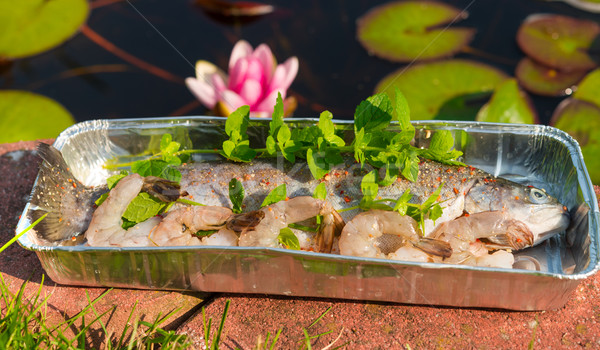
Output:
top-left (0, 141), bottom-right (208, 347)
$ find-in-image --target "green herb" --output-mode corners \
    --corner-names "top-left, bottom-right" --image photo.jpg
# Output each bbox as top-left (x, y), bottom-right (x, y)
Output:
top-left (313, 183), bottom-right (327, 200)
top-left (261, 184), bottom-right (287, 207)
top-left (194, 229), bottom-right (218, 237)
top-left (229, 178), bottom-right (245, 214)
top-left (122, 192), bottom-right (167, 224)
top-left (222, 105), bottom-right (257, 162)
top-left (277, 228), bottom-right (300, 250)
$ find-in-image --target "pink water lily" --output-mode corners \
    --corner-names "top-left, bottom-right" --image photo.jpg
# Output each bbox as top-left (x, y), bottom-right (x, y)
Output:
top-left (186, 40), bottom-right (298, 118)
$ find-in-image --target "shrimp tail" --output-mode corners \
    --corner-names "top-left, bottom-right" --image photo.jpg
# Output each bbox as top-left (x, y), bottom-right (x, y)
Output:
top-left (226, 210), bottom-right (265, 233)
top-left (29, 143), bottom-right (104, 243)
top-left (142, 176), bottom-right (188, 202)
top-left (412, 237), bottom-right (453, 259)
top-left (317, 209), bottom-right (345, 253)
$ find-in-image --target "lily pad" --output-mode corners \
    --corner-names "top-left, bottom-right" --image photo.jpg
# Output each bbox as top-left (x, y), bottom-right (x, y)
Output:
top-left (357, 1), bottom-right (475, 62)
top-left (516, 57), bottom-right (588, 97)
top-left (0, 90), bottom-right (75, 143)
top-left (573, 68), bottom-right (600, 108)
top-left (550, 98), bottom-right (600, 183)
top-left (0, 0), bottom-right (89, 60)
top-left (516, 14), bottom-right (600, 72)
top-left (375, 59), bottom-right (508, 120)
top-left (562, 0), bottom-right (600, 13)
top-left (476, 79), bottom-right (537, 124)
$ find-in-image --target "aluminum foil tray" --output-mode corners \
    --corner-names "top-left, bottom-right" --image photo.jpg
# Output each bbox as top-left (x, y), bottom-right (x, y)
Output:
top-left (16, 117), bottom-right (600, 310)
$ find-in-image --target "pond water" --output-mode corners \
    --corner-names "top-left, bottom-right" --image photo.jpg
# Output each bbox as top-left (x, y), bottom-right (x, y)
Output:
top-left (3, 0), bottom-right (599, 124)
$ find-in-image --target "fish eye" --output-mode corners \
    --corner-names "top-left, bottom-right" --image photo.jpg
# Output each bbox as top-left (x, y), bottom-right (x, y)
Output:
top-left (529, 188), bottom-right (548, 204)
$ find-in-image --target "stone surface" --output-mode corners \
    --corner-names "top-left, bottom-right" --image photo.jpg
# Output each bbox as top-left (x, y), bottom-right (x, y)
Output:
top-left (1, 140), bottom-right (599, 349)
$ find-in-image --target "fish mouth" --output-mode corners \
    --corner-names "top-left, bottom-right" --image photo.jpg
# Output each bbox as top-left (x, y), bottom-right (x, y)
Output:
top-left (531, 211), bottom-right (571, 246)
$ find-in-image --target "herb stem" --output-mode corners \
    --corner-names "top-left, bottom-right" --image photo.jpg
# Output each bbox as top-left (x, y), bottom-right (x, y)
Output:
top-left (177, 198), bottom-right (205, 206)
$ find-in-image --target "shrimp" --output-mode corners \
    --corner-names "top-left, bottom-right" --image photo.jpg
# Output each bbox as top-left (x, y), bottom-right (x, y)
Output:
top-left (149, 206), bottom-right (235, 246)
top-left (85, 173), bottom-right (157, 247)
top-left (226, 196), bottom-right (345, 253)
top-left (338, 210), bottom-right (452, 260)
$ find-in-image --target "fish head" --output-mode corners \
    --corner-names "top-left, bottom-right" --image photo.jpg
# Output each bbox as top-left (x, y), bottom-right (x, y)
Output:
top-left (465, 178), bottom-right (570, 245)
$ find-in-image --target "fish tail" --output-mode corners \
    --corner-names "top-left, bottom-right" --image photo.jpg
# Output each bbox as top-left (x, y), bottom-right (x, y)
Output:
top-left (29, 143), bottom-right (97, 243)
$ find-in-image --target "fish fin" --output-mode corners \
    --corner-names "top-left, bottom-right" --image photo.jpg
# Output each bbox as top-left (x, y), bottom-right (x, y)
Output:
top-left (481, 219), bottom-right (534, 250)
top-left (413, 237), bottom-right (452, 259)
top-left (29, 143), bottom-right (96, 243)
top-left (226, 210), bottom-right (265, 233)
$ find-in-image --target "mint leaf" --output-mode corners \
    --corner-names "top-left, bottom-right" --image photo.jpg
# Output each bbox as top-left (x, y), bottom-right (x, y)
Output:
top-left (266, 136), bottom-right (277, 155)
top-left (354, 93), bottom-right (393, 133)
top-left (95, 192), bottom-right (109, 206)
top-left (401, 151), bottom-right (420, 182)
top-left (160, 134), bottom-right (172, 151)
top-left (222, 140), bottom-right (235, 157)
top-left (360, 170), bottom-right (379, 204)
top-left (318, 111), bottom-right (345, 147)
top-left (278, 228), bottom-right (300, 250)
top-left (261, 184), bottom-right (287, 207)
top-left (122, 192), bottom-right (167, 224)
top-left (229, 178), bottom-right (244, 214)
top-left (393, 189), bottom-right (413, 215)
top-left (394, 89), bottom-right (414, 136)
top-left (194, 229), bottom-right (218, 238)
top-left (131, 159), bottom-right (182, 182)
top-left (225, 105), bottom-right (250, 144)
top-left (107, 173), bottom-right (127, 189)
top-left (270, 93), bottom-right (284, 128)
top-left (306, 148), bottom-right (329, 179)
top-left (313, 183), bottom-right (327, 200)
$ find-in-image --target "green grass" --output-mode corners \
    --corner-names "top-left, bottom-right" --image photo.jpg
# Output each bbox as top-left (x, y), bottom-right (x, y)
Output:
top-left (0, 273), bottom-right (192, 349)
top-left (1, 219), bottom-right (346, 349)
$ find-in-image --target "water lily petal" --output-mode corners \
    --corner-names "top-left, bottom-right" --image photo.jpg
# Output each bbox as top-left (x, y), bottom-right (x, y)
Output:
top-left (229, 40), bottom-right (253, 70)
top-left (185, 77), bottom-right (218, 109)
top-left (195, 60), bottom-right (227, 86)
top-left (268, 56), bottom-right (299, 92)
top-left (228, 58), bottom-right (248, 93)
top-left (239, 79), bottom-right (262, 106)
top-left (220, 89), bottom-right (248, 112)
top-left (246, 58), bottom-right (266, 85)
top-left (254, 89), bottom-right (283, 113)
top-left (212, 72), bottom-right (227, 93)
top-left (253, 43), bottom-right (275, 81)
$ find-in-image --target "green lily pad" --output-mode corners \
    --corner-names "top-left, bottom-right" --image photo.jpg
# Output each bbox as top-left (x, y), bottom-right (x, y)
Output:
top-left (0, 90), bottom-right (75, 143)
top-left (516, 57), bottom-right (588, 97)
top-left (476, 79), bottom-right (537, 124)
top-left (573, 69), bottom-right (600, 108)
top-left (550, 98), bottom-right (600, 184)
top-left (357, 1), bottom-right (475, 62)
top-left (375, 59), bottom-right (508, 120)
top-left (0, 0), bottom-right (89, 60)
top-left (516, 14), bottom-right (599, 72)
